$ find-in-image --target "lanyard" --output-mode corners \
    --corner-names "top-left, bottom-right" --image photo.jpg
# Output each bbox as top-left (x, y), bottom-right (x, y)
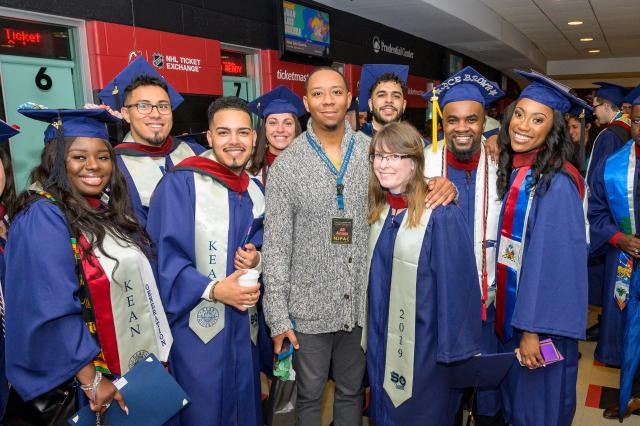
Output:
top-left (306, 132), bottom-right (356, 210)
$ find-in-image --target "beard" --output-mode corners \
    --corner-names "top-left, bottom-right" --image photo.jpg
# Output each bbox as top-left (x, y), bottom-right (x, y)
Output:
top-left (142, 134), bottom-right (167, 146)
top-left (447, 136), bottom-right (481, 161)
top-left (372, 106), bottom-right (402, 126)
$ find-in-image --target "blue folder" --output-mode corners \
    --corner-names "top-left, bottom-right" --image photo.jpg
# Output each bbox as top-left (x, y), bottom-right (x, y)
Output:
top-left (68, 353), bottom-right (190, 426)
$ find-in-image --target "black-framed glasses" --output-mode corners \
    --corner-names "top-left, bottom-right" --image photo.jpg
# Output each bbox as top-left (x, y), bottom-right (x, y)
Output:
top-left (369, 153), bottom-right (411, 163)
top-left (124, 102), bottom-right (172, 115)
top-left (592, 102), bottom-right (605, 110)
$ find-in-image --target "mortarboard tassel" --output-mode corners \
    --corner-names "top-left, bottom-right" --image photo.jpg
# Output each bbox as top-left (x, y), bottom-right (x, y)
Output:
top-left (45, 115), bottom-right (70, 192)
top-left (430, 89), bottom-right (445, 152)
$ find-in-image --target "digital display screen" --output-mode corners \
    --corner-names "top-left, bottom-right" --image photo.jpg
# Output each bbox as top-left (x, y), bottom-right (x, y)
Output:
top-left (0, 17), bottom-right (72, 60)
top-left (282, 1), bottom-right (331, 59)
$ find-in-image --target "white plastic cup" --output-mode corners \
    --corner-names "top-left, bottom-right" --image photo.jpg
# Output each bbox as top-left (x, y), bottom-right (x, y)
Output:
top-left (238, 269), bottom-right (260, 307)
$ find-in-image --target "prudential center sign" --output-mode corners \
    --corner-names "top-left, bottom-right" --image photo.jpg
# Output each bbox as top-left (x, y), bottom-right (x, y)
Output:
top-left (372, 36), bottom-right (415, 59)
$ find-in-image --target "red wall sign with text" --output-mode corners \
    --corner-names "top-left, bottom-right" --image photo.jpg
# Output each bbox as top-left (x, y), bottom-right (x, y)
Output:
top-left (86, 21), bottom-right (222, 96)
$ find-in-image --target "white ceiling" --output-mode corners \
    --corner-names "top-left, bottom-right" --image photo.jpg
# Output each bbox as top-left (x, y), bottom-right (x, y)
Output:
top-left (316, 0), bottom-right (640, 88)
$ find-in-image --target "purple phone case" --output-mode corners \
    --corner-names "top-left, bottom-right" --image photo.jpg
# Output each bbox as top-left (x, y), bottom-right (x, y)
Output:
top-left (539, 338), bottom-right (564, 365)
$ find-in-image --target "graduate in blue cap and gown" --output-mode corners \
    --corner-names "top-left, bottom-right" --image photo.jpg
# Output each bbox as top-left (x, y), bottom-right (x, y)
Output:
top-left (357, 64), bottom-right (409, 140)
top-left (3, 107), bottom-right (172, 421)
top-left (365, 120), bottom-right (482, 426)
top-left (586, 82), bottom-right (630, 183)
top-left (0, 120), bottom-right (19, 420)
top-left (247, 85), bottom-right (305, 186)
top-left (494, 70), bottom-right (589, 426)
top-left (423, 66), bottom-right (506, 424)
top-left (588, 96), bottom-right (640, 420)
top-left (146, 97), bottom-right (265, 425)
top-left (98, 56), bottom-right (205, 226)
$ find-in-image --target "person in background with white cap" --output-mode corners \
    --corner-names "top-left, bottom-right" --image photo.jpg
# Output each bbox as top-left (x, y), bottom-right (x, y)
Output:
top-left (147, 96), bottom-right (264, 425)
top-left (494, 69), bottom-right (589, 426)
top-left (424, 65), bottom-right (507, 425)
top-left (4, 107), bottom-right (173, 423)
top-left (588, 94), bottom-right (640, 421)
top-left (98, 57), bottom-right (205, 227)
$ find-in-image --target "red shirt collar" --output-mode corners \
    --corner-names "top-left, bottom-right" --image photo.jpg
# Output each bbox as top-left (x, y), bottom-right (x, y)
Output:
top-left (386, 192), bottom-right (408, 209)
top-left (446, 149), bottom-right (481, 171)
top-left (512, 147), bottom-right (544, 168)
top-left (266, 150), bottom-right (278, 167)
top-left (176, 156), bottom-right (250, 193)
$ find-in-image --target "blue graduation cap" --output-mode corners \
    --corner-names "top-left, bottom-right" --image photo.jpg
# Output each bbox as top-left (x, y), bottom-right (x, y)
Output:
top-left (18, 108), bottom-right (121, 144)
top-left (0, 119), bottom-right (19, 140)
top-left (449, 353), bottom-right (517, 389)
top-left (514, 69), bottom-right (592, 114)
top-left (634, 95), bottom-right (640, 106)
top-left (98, 56), bottom-right (184, 111)
top-left (623, 84), bottom-right (640, 105)
top-left (247, 86), bottom-right (306, 119)
top-left (431, 66), bottom-right (505, 109)
top-left (358, 64), bottom-right (409, 112)
top-left (593, 82), bottom-right (628, 107)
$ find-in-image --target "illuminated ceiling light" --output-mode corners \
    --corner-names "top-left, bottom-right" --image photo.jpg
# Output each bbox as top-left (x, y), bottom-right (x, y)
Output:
top-left (580, 37), bottom-right (594, 42)
top-left (568, 21), bottom-right (583, 26)
top-left (588, 49), bottom-right (601, 53)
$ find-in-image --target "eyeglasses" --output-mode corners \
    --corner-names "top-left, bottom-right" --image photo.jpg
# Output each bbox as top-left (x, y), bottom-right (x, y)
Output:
top-left (592, 102), bottom-right (605, 110)
top-left (369, 153), bottom-right (411, 163)
top-left (124, 102), bottom-right (172, 115)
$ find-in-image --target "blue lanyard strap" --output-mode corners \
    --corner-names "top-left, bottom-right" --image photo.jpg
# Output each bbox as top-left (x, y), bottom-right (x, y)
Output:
top-left (306, 132), bottom-right (356, 210)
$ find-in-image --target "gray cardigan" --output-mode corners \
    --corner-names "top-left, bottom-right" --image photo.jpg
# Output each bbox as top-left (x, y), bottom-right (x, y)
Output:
top-left (262, 119), bottom-right (370, 336)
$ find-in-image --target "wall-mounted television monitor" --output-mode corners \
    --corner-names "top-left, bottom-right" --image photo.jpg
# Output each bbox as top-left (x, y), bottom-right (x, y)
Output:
top-left (278, 0), bottom-right (332, 62)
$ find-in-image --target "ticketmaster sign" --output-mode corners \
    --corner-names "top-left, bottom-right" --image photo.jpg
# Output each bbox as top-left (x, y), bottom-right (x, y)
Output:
top-left (372, 36), bottom-right (415, 59)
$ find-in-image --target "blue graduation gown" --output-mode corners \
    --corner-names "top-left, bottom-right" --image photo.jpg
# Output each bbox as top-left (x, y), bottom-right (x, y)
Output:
top-left (117, 140), bottom-right (205, 227)
top-left (4, 199), bottom-right (100, 402)
top-left (0, 228), bottom-right (8, 419)
top-left (497, 172), bottom-right (588, 426)
top-left (447, 165), bottom-right (502, 416)
top-left (587, 155), bottom-right (637, 366)
top-left (146, 170), bottom-right (263, 426)
top-left (587, 128), bottom-right (627, 185)
top-left (367, 205), bottom-right (482, 426)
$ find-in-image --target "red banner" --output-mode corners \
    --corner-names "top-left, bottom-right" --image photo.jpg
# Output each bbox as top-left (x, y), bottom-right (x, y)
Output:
top-left (86, 21), bottom-right (222, 96)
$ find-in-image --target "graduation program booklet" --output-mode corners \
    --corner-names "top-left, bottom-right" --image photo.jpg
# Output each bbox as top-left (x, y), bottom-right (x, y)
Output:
top-left (68, 353), bottom-right (190, 426)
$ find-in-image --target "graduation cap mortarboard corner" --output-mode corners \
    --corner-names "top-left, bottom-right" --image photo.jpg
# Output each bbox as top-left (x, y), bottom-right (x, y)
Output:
top-left (449, 352), bottom-right (517, 389)
top-left (428, 66), bottom-right (505, 110)
top-left (515, 69), bottom-right (592, 115)
top-left (0, 119), bottom-right (19, 140)
top-left (593, 82), bottom-right (628, 107)
top-left (18, 108), bottom-right (121, 145)
top-left (634, 95), bottom-right (640, 106)
top-left (98, 56), bottom-right (184, 111)
top-left (247, 86), bottom-right (306, 119)
top-left (358, 64), bottom-right (409, 113)
top-left (623, 84), bottom-right (640, 105)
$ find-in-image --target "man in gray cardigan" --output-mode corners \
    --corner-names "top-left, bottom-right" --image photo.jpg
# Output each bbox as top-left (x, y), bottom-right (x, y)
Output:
top-left (262, 67), bottom-right (455, 425)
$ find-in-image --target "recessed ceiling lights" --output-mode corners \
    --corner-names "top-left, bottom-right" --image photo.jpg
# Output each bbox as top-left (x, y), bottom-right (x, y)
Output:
top-left (588, 49), bottom-right (601, 53)
top-left (580, 37), bottom-right (594, 42)
top-left (568, 21), bottom-right (583, 26)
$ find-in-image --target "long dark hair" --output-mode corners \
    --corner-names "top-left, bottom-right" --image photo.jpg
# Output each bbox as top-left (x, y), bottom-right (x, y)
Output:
top-left (496, 100), bottom-right (575, 198)
top-left (247, 114), bottom-right (302, 175)
top-left (13, 137), bottom-right (151, 258)
top-left (0, 147), bottom-right (16, 218)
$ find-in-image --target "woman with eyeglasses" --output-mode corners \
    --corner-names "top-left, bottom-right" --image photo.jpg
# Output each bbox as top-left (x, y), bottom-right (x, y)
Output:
top-left (3, 108), bottom-right (172, 424)
top-left (493, 71), bottom-right (588, 426)
top-left (365, 121), bottom-right (481, 425)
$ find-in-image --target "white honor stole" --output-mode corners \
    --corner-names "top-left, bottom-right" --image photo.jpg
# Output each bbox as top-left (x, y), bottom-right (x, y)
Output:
top-left (92, 232), bottom-right (173, 374)
top-left (119, 138), bottom-right (197, 208)
top-left (190, 150), bottom-right (264, 345)
top-left (424, 141), bottom-right (500, 306)
top-left (364, 206), bottom-right (431, 408)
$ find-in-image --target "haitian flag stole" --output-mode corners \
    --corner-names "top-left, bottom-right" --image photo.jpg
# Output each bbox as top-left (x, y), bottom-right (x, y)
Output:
top-left (365, 205), bottom-right (431, 408)
top-left (119, 138), bottom-right (197, 208)
top-left (495, 167), bottom-right (535, 342)
top-left (604, 140), bottom-right (637, 310)
top-left (190, 151), bottom-right (264, 345)
top-left (84, 233), bottom-right (173, 376)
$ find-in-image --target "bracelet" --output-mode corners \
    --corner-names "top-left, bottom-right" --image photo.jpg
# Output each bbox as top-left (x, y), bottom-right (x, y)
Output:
top-left (80, 371), bottom-right (102, 402)
top-left (209, 281), bottom-right (221, 302)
